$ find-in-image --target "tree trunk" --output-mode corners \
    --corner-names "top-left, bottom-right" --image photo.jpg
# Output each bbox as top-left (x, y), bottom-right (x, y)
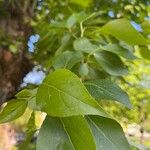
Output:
top-left (0, 1), bottom-right (35, 105)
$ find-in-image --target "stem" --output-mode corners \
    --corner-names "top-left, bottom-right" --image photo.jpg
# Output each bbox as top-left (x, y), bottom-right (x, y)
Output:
top-left (80, 22), bottom-right (84, 37)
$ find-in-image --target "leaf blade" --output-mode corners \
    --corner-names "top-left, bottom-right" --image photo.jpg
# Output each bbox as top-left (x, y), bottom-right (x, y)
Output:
top-left (94, 51), bottom-right (128, 76)
top-left (36, 69), bottom-right (108, 117)
top-left (101, 19), bottom-right (147, 45)
top-left (73, 37), bottom-right (98, 53)
top-left (37, 116), bottom-right (96, 150)
top-left (85, 79), bottom-right (132, 108)
top-left (101, 44), bottom-right (136, 60)
top-left (19, 112), bottom-right (36, 150)
top-left (87, 115), bottom-right (130, 150)
top-left (0, 99), bottom-right (27, 123)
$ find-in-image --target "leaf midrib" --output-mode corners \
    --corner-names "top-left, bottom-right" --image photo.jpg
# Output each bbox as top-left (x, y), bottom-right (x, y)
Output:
top-left (42, 82), bottom-right (99, 109)
top-left (88, 116), bottom-right (119, 150)
top-left (60, 118), bottom-right (76, 150)
top-left (85, 82), bottom-right (115, 99)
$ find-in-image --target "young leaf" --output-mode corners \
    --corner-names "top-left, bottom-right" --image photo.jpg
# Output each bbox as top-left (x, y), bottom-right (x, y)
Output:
top-left (101, 44), bottom-right (136, 60)
top-left (37, 116), bottom-right (96, 150)
top-left (36, 69), bottom-right (108, 117)
top-left (84, 79), bottom-right (132, 108)
top-left (94, 51), bottom-right (128, 76)
top-left (101, 19), bottom-right (147, 45)
top-left (0, 99), bottom-right (27, 123)
top-left (74, 37), bottom-right (98, 53)
top-left (87, 116), bottom-right (130, 150)
top-left (79, 63), bottom-right (89, 77)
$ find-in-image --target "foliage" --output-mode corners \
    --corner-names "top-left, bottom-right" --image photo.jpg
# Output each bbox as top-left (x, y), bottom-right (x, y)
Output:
top-left (0, 0), bottom-right (150, 149)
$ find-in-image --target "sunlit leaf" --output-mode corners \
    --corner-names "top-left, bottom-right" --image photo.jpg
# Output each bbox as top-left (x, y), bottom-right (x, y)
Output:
top-left (0, 99), bottom-right (27, 123)
top-left (139, 46), bottom-right (150, 61)
top-left (101, 19), bottom-right (147, 45)
top-left (70, 0), bottom-right (92, 8)
top-left (36, 69), bottom-right (108, 117)
top-left (142, 21), bottom-right (150, 34)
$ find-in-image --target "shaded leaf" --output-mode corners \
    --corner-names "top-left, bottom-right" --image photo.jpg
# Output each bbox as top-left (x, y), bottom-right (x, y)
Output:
top-left (101, 44), bottom-right (136, 60)
top-left (94, 51), bottom-right (128, 76)
top-left (19, 112), bottom-right (36, 150)
top-left (51, 21), bottom-right (67, 28)
top-left (87, 115), bottom-right (130, 150)
top-left (67, 12), bottom-right (87, 28)
top-left (74, 37), bottom-right (98, 53)
top-left (52, 51), bottom-right (83, 70)
top-left (37, 116), bottom-right (95, 150)
top-left (55, 33), bottom-right (72, 56)
top-left (85, 79), bottom-right (132, 108)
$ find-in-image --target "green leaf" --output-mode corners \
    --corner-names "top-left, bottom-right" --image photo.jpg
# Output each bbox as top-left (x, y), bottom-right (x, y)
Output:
top-left (19, 112), bottom-right (36, 150)
top-left (16, 89), bottom-right (33, 99)
top-left (37, 116), bottom-right (95, 150)
top-left (70, 0), bottom-right (92, 8)
top-left (139, 46), bottom-right (150, 60)
top-left (0, 99), bottom-right (27, 123)
top-left (55, 33), bottom-right (71, 56)
top-left (16, 89), bottom-right (38, 110)
top-left (52, 51), bottom-right (83, 70)
top-left (74, 37), bottom-right (98, 53)
top-left (85, 79), bottom-right (132, 108)
top-left (67, 12), bottom-right (87, 28)
top-left (36, 69), bottom-right (108, 117)
top-left (129, 141), bottom-right (144, 150)
top-left (101, 19), bottom-right (147, 45)
top-left (51, 21), bottom-right (67, 28)
top-left (101, 44), bottom-right (136, 60)
top-left (142, 21), bottom-right (150, 34)
top-left (79, 63), bottom-right (89, 76)
top-left (94, 51), bottom-right (128, 76)
top-left (87, 116), bottom-right (130, 150)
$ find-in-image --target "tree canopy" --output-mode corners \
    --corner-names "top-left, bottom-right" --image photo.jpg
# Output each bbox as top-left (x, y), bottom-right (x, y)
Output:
top-left (0, 0), bottom-right (150, 150)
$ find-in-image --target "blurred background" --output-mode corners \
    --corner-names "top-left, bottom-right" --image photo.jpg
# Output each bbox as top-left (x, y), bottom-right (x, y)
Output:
top-left (0, 0), bottom-right (150, 149)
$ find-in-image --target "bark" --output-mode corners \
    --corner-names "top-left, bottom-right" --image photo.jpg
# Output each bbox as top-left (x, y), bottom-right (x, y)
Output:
top-left (0, 1), bottom-right (36, 105)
